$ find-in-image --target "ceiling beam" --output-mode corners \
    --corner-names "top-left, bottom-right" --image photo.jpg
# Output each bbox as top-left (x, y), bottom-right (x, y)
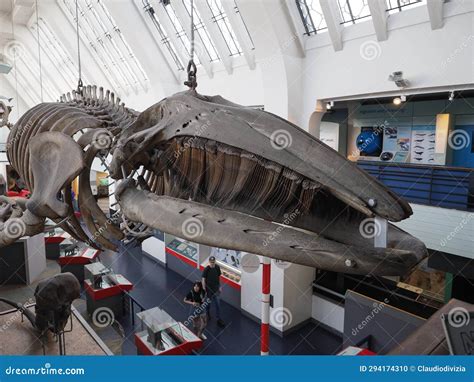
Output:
top-left (426, 0), bottom-right (444, 30)
top-left (56, 0), bottom-right (123, 95)
top-left (171, 0), bottom-right (213, 78)
top-left (194, 0), bottom-right (233, 74)
top-left (368, 0), bottom-right (388, 41)
top-left (0, 12), bottom-right (14, 43)
top-left (221, 0), bottom-right (255, 70)
top-left (319, 0), bottom-right (343, 51)
top-left (27, 21), bottom-right (76, 90)
top-left (12, 0), bottom-right (34, 25)
top-left (150, 0), bottom-right (191, 71)
top-left (284, 0), bottom-right (307, 55)
top-left (132, 0), bottom-right (180, 83)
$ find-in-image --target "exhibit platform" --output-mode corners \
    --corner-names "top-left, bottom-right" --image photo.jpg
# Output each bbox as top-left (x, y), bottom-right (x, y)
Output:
top-left (0, 305), bottom-right (111, 355)
top-left (98, 247), bottom-right (343, 355)
top-left (0, 234), bottom-right (46, 285)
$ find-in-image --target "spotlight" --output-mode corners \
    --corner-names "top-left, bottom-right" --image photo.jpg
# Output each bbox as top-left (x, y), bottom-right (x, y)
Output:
top-left (393, 95), bottom-right (406, 105)
top-left (326, 101), bottom-right (334, 110)
top-left (388, 71), bottom-right (409, 88)
top-left (449, 91), bottom-right (454, 102)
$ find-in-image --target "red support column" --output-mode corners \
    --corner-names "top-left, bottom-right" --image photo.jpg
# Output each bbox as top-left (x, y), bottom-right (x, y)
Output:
top-left (261, 257), bottom-right (271, 355)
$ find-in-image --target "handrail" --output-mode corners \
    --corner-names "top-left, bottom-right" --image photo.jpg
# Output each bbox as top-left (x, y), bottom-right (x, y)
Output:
top-left (357, 161), bottom-right (474, 211)
top-left (358, 160), bottom-right (474, 173)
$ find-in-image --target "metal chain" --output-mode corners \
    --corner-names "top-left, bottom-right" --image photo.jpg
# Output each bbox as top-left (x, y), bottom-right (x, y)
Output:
top-left (75, 0), bottom-right (83, 95)
top-left (184, 0), bottom-right (197, 90)
top-left (35, 0), bottom-right (44, 102)
top-left (9, 0), bottom-right (19, 119)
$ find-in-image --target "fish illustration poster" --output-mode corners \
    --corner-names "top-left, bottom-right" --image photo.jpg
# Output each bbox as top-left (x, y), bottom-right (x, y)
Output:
top-left (410, 126), bottom-right (436, 164)
top-left (382, 126), bottom-right (412, 161)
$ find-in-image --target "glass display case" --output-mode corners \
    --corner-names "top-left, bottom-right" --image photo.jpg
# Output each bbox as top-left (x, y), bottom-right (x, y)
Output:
top-left (208, 247), bottom-right (242, 284)
top-left (136, 307), bottom-right (198, 354)
top-left (59, 240), bottom-right (81, 257)
top-left (84, 262), bottom-right (114, 289)
top-left (399, 259), bottom-right (446, 304)
top-left (167, 237), bottom-right (198, 262)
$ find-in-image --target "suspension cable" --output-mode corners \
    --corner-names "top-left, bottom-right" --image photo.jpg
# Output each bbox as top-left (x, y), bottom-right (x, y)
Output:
top-left (184, 0), bottom-right (197, 90)
top-left (190, 0), bottom-right (195, 62)
top-left (75, 0), bottom-right (83, 95)
top-left (35, 0), bottom-right (44, 102)
top-left (9, 0), bottom-right (19, 119)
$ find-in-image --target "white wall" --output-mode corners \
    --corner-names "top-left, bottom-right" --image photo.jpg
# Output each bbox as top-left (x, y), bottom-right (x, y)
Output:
top-left (395, 203), bottom-right (474, 260)
top-left (236, 0), bottom-right (304, 124)
top-left (241, 257), bottom-right (314, 333)
top-left (311, 294), bottom-right (344, 334)
top-left (197, 61), bottom-right (264, 107)
top-left (142, 236), bottom-right (166, 264)
top-left (301, 0), bottom-right (474, 130)
top-left (319, 121), bottom-right (340, 151)
top-left (282, 263), bottom-right (314, 331)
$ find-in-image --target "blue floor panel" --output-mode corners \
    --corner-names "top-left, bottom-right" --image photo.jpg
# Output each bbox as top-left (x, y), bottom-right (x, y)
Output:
top-left (99, 243), bottom-right (342, 355)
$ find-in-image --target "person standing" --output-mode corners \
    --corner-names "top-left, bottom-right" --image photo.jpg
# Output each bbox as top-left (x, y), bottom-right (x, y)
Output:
top-left (202, 256), bottom-right (225, 327)
top-left (184, 281), bottom-right (207, 339)
top-left (0, 174), bottom-right (6, 196)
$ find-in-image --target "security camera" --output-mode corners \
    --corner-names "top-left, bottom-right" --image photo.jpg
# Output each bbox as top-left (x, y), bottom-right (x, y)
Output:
top-left (388, 71), bottom-right (409, 88)
top-left (0, 62), bottom-right (12, 74)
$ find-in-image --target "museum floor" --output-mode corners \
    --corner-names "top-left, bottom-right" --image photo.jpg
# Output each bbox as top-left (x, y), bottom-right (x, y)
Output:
top-left (0, 244), bottom-right (342, 355)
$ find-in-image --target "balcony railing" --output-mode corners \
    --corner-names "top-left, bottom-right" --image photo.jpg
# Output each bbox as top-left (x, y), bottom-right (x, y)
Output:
top-left (357, 161), bottom-right (474, 212)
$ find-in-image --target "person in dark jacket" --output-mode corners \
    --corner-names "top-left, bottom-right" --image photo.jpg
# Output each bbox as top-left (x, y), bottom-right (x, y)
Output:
top-left (184, 281), bottom-right (207, 339)
top-left (0, 174), bottom-right (6, 196)
top-left (202, 256), bottom-right (225, 327)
